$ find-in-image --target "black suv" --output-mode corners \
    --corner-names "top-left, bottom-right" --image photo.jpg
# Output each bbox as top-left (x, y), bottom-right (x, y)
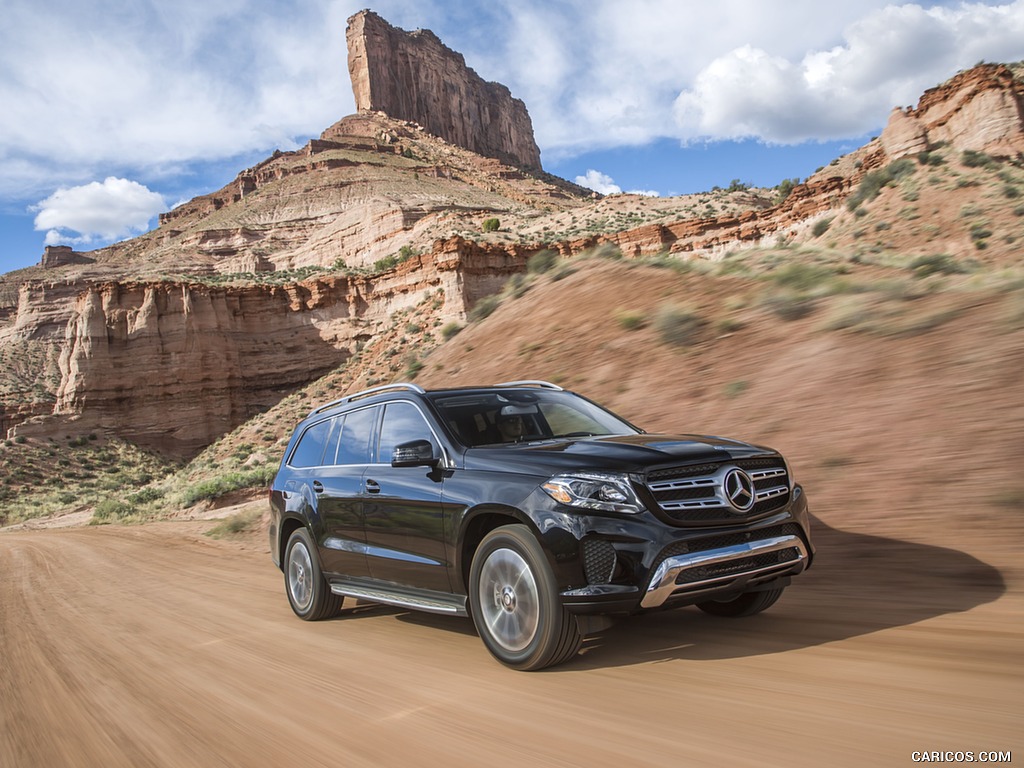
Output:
top-left (269, 381), bottom-right (814, 670)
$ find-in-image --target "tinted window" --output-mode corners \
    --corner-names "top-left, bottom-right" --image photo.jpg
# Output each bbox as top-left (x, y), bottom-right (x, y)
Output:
top-left (377, 402), bottom-right (436, 462)
top-left (337, 406), bottom-right (377, 465)
top-left (290, 419), bottom-right (333, 467)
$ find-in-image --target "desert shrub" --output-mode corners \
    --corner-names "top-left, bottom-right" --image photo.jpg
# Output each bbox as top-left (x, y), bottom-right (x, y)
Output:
top-left (527, 249), bottom-right (558, 274)
top-left (614, 309), bottom-right (647, 331)
top-left (723, 380), bottom-right (748, 398)
top-left (403, 355), bottom-right (424, 380)
top-left (769, 263), bottom-right (834, 291)
top-left (128, 487), bottom-right (164, 505)
top-left (468, 295), bottom-right (500, 322)
top-left (181, 466), bottom-right (276, 508)
top-left (482, 218), bottom-right (501, 232)
top-left (1004, 185), bottom-right (1021, 199)
top-left (961, 149), bottom-right (994, 168)
top-left (909, 254), bottom-right (965, 278)
top-left (847, 158), bottom-right (916, 210)
top-left (206, 508), bottom-right (263, 538)
top-left (811, 218), bottom-right (833, 237)
top-left (92, 499), bottom-right (136, 523)
top-left (774, 177), bottom-right (800, 203)
top-left (373, 254), bottom-right (399, 272)
top-left (592, 242), bottom-right (623, 260)
top-left (503, 274), bottom-right (530, 299)
top-left (762, 290), bottom-right (816, 321)
top-left (653, 303), bottom-right (703, 346)
top-left (969, 223), bottom-right (993, 248)
top-left (440, 322), bottom-right (463, 340)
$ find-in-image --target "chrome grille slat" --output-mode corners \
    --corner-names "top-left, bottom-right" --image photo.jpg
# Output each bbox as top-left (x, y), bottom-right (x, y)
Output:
top-left (644, 457), bottom-right (791, 524)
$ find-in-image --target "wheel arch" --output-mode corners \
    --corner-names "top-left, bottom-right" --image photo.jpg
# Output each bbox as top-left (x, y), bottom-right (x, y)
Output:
top-left (277, 515), bottom-right (307, 572)
top-left (456, 504), bottom-right (537, 595)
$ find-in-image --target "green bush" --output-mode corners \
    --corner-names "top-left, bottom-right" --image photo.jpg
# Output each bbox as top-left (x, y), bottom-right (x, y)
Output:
top-left (770, 263), bottom-right (834, 291)
top-left (614, 309), bottom-right (647, 331)
top-left (206, 509), bottom-right (263, 538)
top-left (373, 254), bottom-right (399, 272)
top-left (482, 218), bottom-right (501, 232)
top-left (847, 158), bottom-right (916, 210)
top-left (468, 295), bottom-right (500, 322)
top-left (527, 249), bottom-right (558, 274)
top-left (763, 291), bottom-right (816, 321)
top-left (440, 322), bottom-right (463, 340)
top-left (181, 466), bottom-right (276, 508)
top-left (961, 149), bottom-right (994, 168)
top-left (774, 177), bottom-right (800, 203)
top-left (92, 499), bottom-right (136, 523)
top-left (909, 254), bottom-right (965, 278)
top-left (654, 303), bottom-right (703, 346)
top-left (811, 218), bottom-right (833, 237)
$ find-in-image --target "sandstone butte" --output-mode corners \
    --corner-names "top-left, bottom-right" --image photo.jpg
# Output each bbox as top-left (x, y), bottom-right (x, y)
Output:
top-left (0, 10), bottom-right (1021, 458)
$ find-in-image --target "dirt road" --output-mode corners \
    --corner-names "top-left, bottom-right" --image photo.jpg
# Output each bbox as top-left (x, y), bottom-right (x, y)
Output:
top-left (1, 517), bottom-right (1019, 768)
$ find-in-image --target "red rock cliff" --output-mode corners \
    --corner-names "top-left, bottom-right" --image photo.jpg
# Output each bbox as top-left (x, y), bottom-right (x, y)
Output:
top-left (347, 10), bottom-right (542, 170)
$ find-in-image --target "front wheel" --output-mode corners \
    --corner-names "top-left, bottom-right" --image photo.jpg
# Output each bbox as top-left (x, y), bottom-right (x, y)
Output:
top-left (696, 587), bottom-right (785, 617)
top-left (469, 524), bottom-right (582, 671)
top-left (284, 528), bottom-right (342, 621)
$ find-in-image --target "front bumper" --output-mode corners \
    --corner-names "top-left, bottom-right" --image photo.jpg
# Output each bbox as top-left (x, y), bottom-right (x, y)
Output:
top-left (547, 485), bottom-right (813, 614)
top-left (638, 533), bottom-right (809, 608)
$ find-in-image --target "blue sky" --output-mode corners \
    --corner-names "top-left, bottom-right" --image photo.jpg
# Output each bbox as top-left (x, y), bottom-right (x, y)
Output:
top-left (2, 0), bottom-right (1023, 274)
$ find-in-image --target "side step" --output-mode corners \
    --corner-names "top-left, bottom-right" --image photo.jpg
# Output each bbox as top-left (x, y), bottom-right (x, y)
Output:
top-left (329, 579), bottom-right (469, 617)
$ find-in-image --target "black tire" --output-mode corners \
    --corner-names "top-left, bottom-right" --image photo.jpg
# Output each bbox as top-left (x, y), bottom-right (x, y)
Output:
top-left (469, 524), bottom-right (582, 671)
top-left (284, 528), bottom-right (342, 621)
top-left (696, 587), bottom-right (785, 617)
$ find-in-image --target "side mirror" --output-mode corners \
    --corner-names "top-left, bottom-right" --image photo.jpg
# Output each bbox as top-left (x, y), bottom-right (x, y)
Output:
top-left (391, 439), bottom-right (438, 468)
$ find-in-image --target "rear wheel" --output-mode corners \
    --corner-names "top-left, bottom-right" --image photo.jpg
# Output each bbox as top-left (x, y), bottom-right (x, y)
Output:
top-left (284, 528), bottom-right (342, 621)
top-left (696, 587), bottom-right (784, 617)
top-left (469, 524), bottom-right (582, 671)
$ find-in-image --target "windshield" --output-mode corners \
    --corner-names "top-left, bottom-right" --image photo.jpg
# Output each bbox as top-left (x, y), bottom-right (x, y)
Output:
top-left (427, 389), bottom-right (640, 447)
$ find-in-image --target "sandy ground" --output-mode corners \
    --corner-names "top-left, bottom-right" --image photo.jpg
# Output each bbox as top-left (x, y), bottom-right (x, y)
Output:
top-left (1, 510), bottom-right (1019, 768)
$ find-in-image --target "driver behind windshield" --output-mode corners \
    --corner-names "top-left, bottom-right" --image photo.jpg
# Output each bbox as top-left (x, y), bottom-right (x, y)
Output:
top-left (496, 413), bottom-right (526, 442)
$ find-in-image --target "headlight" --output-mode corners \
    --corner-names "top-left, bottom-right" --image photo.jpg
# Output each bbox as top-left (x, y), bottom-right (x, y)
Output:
top-left (541, 472), bottom-right (645, 514)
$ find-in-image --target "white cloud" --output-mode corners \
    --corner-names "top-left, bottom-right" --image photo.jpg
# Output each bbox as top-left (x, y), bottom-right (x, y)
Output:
top-left (470, 0), bottom-right (1024, 155)
top-left (32, 178), bottom-right (166, 244)
top-left (0, 0), bottom-right (365, 198)
top-left (575, 170), bottom-right (660, 197)
top-left (672, 2), bottom-right (1024, 143)
top-left (576, 169), bottom-right (622, 195)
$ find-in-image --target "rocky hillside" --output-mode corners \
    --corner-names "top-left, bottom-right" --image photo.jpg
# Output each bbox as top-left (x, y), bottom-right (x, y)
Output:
top-left (0, 8), bottom-right (1022, 525)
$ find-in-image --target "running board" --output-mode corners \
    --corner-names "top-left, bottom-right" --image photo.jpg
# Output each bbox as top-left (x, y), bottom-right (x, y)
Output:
top-left (329, 580), bottom-right (468, 617)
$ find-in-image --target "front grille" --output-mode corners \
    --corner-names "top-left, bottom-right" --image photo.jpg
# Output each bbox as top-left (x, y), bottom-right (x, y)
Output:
top-left (583, 539), bottom-right (616, 585)
top-left (645, 456), bottom-right (791, 525)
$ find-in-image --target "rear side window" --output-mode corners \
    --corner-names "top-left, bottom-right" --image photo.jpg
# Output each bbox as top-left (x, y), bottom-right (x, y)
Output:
top-left (336, 406), bottom-right (377, 465)
top-left (289, 419), bottom-right (333, 468)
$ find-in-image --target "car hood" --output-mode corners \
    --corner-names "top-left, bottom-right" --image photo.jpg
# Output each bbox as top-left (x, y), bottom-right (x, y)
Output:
top-left (461, 433), bottom-right (774, 476)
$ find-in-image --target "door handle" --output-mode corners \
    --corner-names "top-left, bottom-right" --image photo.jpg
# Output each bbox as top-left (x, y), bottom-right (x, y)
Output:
top-left (365, 478), bottom-right (381, 494)
top-left (312, 481), bottom-right (324, 494)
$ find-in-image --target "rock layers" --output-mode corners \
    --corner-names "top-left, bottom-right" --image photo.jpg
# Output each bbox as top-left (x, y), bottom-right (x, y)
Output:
top-left (881, 64), bottom-right (1024, 159)
top-left (346, 10), bottom-right (542, 170)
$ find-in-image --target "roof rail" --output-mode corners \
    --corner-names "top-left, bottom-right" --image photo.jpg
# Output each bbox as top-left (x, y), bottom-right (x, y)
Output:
top-left (493, 380), bottom-right (564, 391)
top-left (307, 382), bottom-right (426, 417)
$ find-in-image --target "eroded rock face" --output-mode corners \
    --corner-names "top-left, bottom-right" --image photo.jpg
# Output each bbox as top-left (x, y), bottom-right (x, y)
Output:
top-left (9, 240), bottom-right (532, 455)
top-left (881, 64), bottom-right (1024, 160)
top-left (346, 10), bottom-right (542, 169)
